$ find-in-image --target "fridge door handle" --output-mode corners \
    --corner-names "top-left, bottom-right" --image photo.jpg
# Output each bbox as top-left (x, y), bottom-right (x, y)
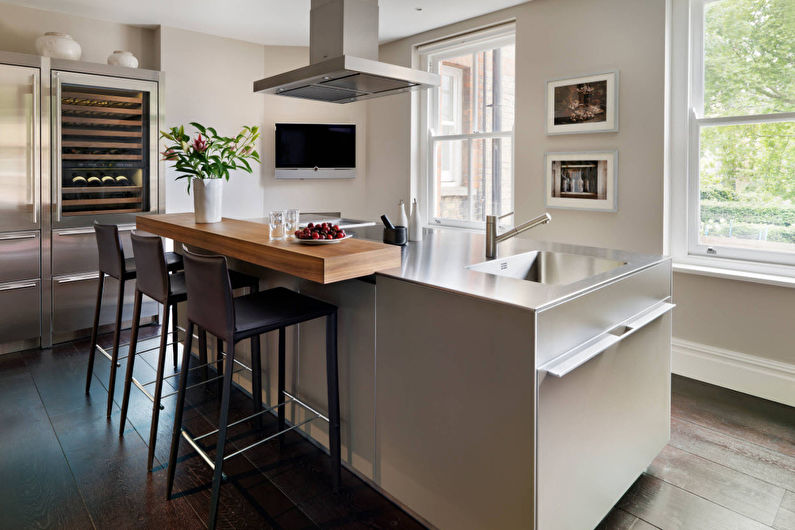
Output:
top-left (0, 233), bottom-right (38, 241)
top-left (54, 72), bottom-right (62, 222)
top-left (0, 281), bottom-right (38, 292)
top-left (56, 272), bottom-right (100, 284)
top-left (31, 72), bottom-right (40, 225)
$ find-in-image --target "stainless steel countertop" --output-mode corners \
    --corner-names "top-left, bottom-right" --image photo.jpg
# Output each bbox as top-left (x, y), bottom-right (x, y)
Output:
top-left (233, 217), bottom-right (668, 312)
top-left (349, 226), bottom-right (669, 312)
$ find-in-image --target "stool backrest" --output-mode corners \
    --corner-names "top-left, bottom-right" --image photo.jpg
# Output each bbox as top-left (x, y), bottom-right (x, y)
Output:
top-left (130, 232), bottom-right (169, 303)
top-left (94, 222), bottom-right (125, 279)
top-left (182, 249), bottom-right (235, 342)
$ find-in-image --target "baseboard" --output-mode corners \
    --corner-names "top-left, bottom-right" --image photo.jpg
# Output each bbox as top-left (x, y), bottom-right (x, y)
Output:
top-left (672, 338), bottom-right (795, 407)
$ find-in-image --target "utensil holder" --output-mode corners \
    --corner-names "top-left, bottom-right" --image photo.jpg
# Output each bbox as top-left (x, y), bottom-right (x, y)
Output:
top-left (383, 226), bottom-right (407, 246)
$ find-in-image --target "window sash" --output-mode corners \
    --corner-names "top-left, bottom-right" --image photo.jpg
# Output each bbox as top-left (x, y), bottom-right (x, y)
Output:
top-left (686, 0), bottom-right (795, 266)
top-left (420, 23), bottom-right (516, 229)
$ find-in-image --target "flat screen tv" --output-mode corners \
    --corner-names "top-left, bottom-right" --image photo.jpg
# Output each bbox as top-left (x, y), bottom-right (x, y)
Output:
top-left (275, 123), bottom-right (356, 179)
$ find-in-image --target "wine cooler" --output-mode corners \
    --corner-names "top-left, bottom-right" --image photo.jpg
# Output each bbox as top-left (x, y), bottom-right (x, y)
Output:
top-left (53, 71), bottom-right (159, 227)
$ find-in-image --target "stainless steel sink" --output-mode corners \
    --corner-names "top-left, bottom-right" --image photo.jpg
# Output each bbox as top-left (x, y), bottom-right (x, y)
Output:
top-left (467, 251), bottom-right (626, 285)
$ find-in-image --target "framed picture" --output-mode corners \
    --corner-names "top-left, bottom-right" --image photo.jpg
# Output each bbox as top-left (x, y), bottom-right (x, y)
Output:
top-left (545, 151), bottom-right (618, 212)
top-left (546, 71), bottom-right (618, 135)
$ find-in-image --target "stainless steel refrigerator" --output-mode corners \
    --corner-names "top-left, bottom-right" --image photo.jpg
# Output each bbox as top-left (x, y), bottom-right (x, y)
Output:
top-left (0, 51), bottom-right (163, 353)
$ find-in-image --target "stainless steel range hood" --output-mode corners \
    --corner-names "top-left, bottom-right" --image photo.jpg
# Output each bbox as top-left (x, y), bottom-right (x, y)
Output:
top-left (253, 0), bottom-right (440, 103)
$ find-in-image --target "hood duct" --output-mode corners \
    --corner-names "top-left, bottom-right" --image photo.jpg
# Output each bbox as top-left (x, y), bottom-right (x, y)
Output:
top-left (253, 0), bottom-right (440, 103)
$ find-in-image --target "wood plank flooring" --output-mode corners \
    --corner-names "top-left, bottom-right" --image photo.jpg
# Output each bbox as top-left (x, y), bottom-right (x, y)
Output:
top-left (600, 374), bottom-right (795, 529)
top-left (0, 330), bottom-right (792, 529)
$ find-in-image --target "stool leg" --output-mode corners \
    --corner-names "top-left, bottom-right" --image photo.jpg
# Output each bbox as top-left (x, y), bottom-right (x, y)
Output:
top-left (119, 289), bottom-right (143, 436)
top-left (278, 327), bottom-right (286, 435)
top-left (106, 278), bottom-right (126, 418)
top-left (148, 301), bottom-right (170, 471)
top-left (216, 337), bottom-right (224, 395)
top-left (325, 311), bottom-right (341, 492)
top-left (199, 328), bottom-right (209, 382)
top-left (166, 321), bottom-right (194, 500)
top-left (251, 335), bottom-right (262, 430)
top-left (85, 272), bottom-right (105, 394)
top-left (208, 341), bottom-right (236, 529)
top-left (171, 302), bottom-right (179, 368)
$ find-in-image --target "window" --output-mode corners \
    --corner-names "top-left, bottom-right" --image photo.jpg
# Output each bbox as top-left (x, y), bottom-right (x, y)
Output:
top-left (688, 0), bottom-right (795, 265)
top-left (420, 24), bottom-right (516, 228)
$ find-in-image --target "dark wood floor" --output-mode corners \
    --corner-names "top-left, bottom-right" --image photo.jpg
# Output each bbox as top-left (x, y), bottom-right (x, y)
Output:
top-left (599, 375), bottom-right (795, 530)
top-left (0, 326), bottom-right (424, 529)
top-left (0, 327), bottom-right (792, 529)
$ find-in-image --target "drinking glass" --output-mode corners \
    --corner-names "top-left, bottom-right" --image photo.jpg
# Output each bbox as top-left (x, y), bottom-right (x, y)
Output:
top-left (285, 209), bottom-right (299, 237)
top-left (269, 210), bottom-right (286, 240)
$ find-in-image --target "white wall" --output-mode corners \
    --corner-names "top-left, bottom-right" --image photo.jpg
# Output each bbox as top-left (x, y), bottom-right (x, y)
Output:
top-left (0, 2), bottom-right (156, 68)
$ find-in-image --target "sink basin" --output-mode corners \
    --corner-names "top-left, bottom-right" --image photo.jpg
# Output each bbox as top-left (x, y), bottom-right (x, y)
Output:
top-left (467, 251), bottom-right (626, 285)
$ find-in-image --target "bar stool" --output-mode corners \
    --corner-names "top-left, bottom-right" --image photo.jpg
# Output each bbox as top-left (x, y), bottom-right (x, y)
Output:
top-left (85, 222), bottom-right (183, 418)
top-left (166, 250), bottom-right (340, 530)
top-left (119, 233), bottom-right (260, 471)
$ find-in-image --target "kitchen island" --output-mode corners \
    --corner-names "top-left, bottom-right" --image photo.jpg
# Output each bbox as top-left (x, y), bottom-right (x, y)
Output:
top-left (138, 213), bottom-right (673, 530)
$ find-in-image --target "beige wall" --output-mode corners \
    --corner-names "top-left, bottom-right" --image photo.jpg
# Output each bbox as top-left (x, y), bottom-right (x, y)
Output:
top-left (0, 2), bottom-right (156, 68)
top-left (158, 28), bottom-right (369, 218)
top-left (673, 273), bottom-right (795, 364)
top-left (369, 0), bottom-right (666, 255)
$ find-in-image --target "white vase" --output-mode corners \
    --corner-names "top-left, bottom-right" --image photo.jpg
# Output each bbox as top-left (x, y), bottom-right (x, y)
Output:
top-left (35, 32), bottom-right (82, 60)
top-left (193, 179), bottom-right (223, 223)
top-left (107, 50), bottom-right (139, 68)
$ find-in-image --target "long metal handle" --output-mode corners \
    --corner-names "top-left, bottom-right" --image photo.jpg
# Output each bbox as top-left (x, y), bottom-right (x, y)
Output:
top-left (31, 72), bottom-right (40, 225)
top-left (0, 233), bottom-right (37, 241)
top-left (0, 281), bottom-right (38, 292)
top-left (56, 272), bottom-right (99, 284)
top-left (540, 301), bottom-right (675, 378)
top-left (54, 72), bottom-right (62, 222)
top-left (57, 224), bottom-right (135, 236)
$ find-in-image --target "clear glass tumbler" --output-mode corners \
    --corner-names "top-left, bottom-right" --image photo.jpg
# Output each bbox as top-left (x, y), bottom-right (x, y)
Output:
top-left (285, 209), bottom-right (299, 237)
top-left (269, 210), bottom-right (286, 240)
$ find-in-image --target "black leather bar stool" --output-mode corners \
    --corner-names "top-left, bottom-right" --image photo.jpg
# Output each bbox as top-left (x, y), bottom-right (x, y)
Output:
top-left (166, 250), bottom-right (340, 530)
top-left (119, 233), bottom-right (260, 471)
top-left (85, 222), bottom-right (183, 418)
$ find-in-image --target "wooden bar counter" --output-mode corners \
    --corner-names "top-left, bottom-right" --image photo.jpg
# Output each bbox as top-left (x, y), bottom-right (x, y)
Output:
top-left (136, 213), bottom-right (400, 284)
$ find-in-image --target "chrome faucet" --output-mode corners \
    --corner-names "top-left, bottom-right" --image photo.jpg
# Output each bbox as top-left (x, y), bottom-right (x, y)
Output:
top-left (485, 211), bottom-right (551, 258)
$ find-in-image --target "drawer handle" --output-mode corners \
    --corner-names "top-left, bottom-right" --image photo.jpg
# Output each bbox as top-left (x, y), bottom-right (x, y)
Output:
top-left (58, 225), bottom-right (135, 236)
top-left (540, 301), bottom-right (675, 378)
top-left (0, 281), bottom-right (38, 292)
top-left (0, 233), bottom-right (38, 241)
top-left (56, 273), bottom-right (99, 284)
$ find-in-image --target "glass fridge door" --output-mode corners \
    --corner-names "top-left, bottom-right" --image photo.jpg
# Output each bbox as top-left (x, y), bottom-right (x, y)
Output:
top-left (53, 71), bottom-right (158, 224)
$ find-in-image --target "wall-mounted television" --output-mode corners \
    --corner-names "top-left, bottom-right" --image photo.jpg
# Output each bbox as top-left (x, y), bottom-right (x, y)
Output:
top-left (275, 123), bottom-right (356, 179)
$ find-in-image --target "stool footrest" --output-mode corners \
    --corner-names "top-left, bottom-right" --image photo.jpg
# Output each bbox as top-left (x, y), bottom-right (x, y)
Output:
top-left (282, 390), bottom-right (330, 423)
top-left (131, 376), bottom-right (166, 410)
top-left (223, 415), bottom-right (320, 462)
top-left (180, 430), bottom-right (228, 480)
top-left (193, 398), bottom-right (295, 442)
top-left (160, 366), bottom-right (245, 400)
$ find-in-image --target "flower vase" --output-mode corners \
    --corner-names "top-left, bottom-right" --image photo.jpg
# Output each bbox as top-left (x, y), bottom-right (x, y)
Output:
top-left (193, 179), bottom-right (223, 223)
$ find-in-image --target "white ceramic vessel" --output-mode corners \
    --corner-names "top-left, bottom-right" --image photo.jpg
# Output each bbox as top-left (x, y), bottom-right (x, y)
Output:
top-left (35, 32), bottom-right (82, 60)
top-left (107, 50), bottom-right (139, 68)
top-left (193, 179), bottom-right (223, 223)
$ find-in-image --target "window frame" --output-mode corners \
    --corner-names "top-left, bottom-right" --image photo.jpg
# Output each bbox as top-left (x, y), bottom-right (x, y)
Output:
top-left (684, 0), bottom-right (795, 267)
top-left (418, 23), bottom-right (516, 230)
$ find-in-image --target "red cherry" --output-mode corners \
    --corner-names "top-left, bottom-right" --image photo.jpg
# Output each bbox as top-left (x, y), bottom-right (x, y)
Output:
top-left (332, 224), bottom-right (340, 231)
top-left (294, 230), bottom-right (302, 237)
top-left (335, 232), bottom-right (344, 239)
top-left (311, 232), bottom-right (320, 240)
top-left (307, 223), bottom-right (314, 229)
top-left (326, 234), bottom-right (333, 240)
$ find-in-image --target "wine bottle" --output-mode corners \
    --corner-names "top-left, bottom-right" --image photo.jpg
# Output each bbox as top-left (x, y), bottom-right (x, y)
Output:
top-left (87, 175), bottom-right (101, 187)
top-left (101, 175), bottom-right (116, 186)
top-left (115, 176), bottom-right (129, 186)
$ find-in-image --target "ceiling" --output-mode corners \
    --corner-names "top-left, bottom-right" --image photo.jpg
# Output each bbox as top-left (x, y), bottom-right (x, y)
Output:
top-left (5, 0), bottom-right (527, 46)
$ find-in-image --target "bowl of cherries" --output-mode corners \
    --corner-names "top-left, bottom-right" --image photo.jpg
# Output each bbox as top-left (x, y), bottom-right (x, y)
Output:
top-left (294, 222), bottom-right (351, 244)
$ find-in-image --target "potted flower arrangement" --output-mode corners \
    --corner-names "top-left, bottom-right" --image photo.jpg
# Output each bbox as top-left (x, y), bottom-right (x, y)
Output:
top-left (160, 122), bottom-right (260, 223)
